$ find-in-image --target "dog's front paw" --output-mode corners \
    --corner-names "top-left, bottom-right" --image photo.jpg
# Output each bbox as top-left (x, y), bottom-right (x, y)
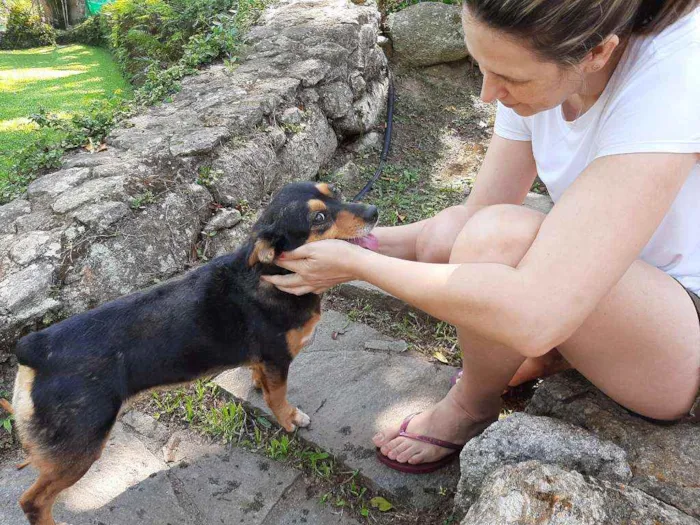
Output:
top-left (293, 408), bottom-right (310, 428)
top-left (278, 408), bottom-right (311, 432)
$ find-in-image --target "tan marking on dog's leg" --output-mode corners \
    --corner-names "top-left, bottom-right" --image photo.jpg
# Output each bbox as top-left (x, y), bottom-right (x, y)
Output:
top-left (259, 369), bottom-right (309, 431)
top-left (250, 364), bottom-right (264, 390)
top-left (285, 313), bottom-right (321, 358)
top-left (20, 455), bottom-right (97, 525)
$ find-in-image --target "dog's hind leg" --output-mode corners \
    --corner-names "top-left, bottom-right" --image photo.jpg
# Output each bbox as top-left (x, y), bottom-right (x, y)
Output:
top-left (258, 363), bottom-right (310, 432)
top-left (20, 453), bottom-right (98, 525)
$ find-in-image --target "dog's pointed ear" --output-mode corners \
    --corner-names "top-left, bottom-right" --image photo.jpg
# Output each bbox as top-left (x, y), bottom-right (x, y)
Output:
top-left (248, 238), bottom-right (276, 266)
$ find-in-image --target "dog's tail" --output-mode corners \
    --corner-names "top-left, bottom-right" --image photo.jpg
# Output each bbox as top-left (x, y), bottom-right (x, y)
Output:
top-left (0, 398), bottom-right (13, 415)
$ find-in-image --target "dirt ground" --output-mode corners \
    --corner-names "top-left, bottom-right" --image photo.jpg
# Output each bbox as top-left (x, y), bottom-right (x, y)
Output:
top-left (327, 59), bottom-right (495, 221)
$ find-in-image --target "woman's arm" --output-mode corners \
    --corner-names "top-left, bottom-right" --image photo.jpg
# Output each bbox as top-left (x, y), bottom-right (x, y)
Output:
top-left (373, 135), bottom-right (538, 260)
top-left (357, 153), bottom-right (695, 355)
top-left (269, 152), bottom-right (696, 356)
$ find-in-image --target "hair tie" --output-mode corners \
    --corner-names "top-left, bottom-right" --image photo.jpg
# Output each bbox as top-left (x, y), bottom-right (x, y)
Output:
top-left (641, 0), bottom-right (665, 26)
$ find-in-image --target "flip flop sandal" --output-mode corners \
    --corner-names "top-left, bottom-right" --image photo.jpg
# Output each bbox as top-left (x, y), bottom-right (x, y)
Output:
top-left (375, 413), bottom-right (463, 474)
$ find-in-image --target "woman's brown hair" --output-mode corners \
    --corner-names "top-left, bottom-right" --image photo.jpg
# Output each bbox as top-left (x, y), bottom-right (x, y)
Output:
top-left (463, 0), bottom-right (699, 65)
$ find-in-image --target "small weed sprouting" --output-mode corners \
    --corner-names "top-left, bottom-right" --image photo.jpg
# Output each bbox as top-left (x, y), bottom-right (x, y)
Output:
top-left (267, 434), bottom-right (290, 460)
top-left (130, 190), bottom-right (158, 210)
top-left (196, 166), bottom-right (221, 188)
top-left (300, 449), bottom-right (334, 479)
top-left (281, 122), bottom-right (304, 134)
top-left (378, 0), bottom-right (460, 16)
top-left (201, 401), bottom-right (247, 443)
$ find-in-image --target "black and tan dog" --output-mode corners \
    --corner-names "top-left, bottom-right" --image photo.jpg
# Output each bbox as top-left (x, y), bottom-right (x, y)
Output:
top-left (0, 181), bottom-right (378, 525)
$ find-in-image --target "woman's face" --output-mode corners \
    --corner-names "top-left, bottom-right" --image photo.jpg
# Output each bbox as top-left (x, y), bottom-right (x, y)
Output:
top-left (462, 9), bottom-right (582, 117)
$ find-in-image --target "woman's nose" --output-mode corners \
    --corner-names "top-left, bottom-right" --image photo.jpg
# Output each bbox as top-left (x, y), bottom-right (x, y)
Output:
top-left (480, 72), bottom-right (507, 103)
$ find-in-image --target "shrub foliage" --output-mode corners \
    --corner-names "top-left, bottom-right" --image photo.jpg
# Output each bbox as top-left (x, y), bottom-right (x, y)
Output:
top-left (0, 2), bottom-right (57, 49)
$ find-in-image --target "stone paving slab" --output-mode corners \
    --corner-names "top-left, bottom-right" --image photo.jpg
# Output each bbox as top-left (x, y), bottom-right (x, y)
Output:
top-left (216, 310), bottom-right (460, 509)
top-left (170, 448), bottom-right (301, 525)
top-left (0, 422), bottom-right (305, 525)
top-left (262, 477), bottom-right (362, 525)
top-left (0, 423), bottom-right (190, 525)
top-left (304, 310), bottom-right (396, 354)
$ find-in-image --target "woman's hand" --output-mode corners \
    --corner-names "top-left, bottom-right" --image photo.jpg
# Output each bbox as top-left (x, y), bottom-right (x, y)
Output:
top-left (262, 239), bottom-right (370, 295)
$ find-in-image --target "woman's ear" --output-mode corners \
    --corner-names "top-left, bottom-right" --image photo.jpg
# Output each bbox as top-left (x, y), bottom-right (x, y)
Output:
top-left (582, 34), bottom-right (620, 73)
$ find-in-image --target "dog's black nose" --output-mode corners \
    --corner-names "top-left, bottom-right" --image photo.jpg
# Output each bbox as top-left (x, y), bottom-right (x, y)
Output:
top-left (363, 205), bottom-right (379, 223)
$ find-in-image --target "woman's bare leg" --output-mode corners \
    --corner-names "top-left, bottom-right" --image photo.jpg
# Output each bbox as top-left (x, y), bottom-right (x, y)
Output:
top-left (405, 204), bottom-right (569, 386)
top-left (374, 205), bottom-right (700, 465)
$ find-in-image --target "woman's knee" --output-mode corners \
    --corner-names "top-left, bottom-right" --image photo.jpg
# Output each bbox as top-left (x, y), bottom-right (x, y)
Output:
top-left (415, 205), bottom-right (473, 263)
top-left (449, 204), bottom-right (545, 265)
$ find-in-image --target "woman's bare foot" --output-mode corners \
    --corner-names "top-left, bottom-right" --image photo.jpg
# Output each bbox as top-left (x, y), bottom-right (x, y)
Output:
top-left (372, 390), bottom-right (498, 465)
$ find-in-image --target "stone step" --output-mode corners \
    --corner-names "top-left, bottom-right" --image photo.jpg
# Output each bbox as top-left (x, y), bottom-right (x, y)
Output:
top-left (262, 477), bottom-right (361, 525)
top-left (0, 423), bottom-right (191, 525)
top-left (215, 310), bottom-right (460, 509)
top-left (1, 420), bottom-right (351, 525)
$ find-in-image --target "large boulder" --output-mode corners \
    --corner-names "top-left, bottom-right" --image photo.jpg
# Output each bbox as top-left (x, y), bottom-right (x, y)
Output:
top-left (454, 412), bottom-right (632, 513)
top-left (463, 461), bottom-right (698, 525)
top-left (386, 3), bottom-right (468, 67)
top-left (453, 371), bottom-right (700, 521)
top-left (526, 371), bottom-right (700, 519)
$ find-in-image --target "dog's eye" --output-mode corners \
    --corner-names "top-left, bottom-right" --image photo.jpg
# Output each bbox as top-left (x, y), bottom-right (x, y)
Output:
top-left (313, 212), bottom-right (327, 224)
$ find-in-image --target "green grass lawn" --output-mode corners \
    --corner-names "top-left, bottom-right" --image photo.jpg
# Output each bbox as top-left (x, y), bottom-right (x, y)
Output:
top-left (0, 44), bottom-right (131, 184)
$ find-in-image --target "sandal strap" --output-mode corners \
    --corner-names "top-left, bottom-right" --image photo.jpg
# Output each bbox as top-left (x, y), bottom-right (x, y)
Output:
top-left (398, 413), bottom-right (463, 451)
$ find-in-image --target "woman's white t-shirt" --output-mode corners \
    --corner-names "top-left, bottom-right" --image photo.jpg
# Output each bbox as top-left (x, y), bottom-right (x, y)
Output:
top-left (494, 8), bottom-right (700, 294)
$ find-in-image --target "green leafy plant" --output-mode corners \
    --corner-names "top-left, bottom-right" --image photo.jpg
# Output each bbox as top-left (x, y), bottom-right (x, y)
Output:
top-left (267, 434), bottom-right (291, 459)
top-left (1, 390), bottom-right (13, 433)
top-left (1, 414), bottom-right (12, 433)
top-left (301, 449), bottom-right (334, 478)
top-left (1, 0), bottom-right (270, 203)
top-left (56, 15), bottom-right (106, 46)
top-left (101, 0), bottom-right (265, 87)
top-left (201, 401), bottom-right (246, 443)
top-left (0, 1), bottom-right (56, 49)
top-left (129, 190), bottom-right (157, 209)
top-left (369, 496), bottom-right (394, 512)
